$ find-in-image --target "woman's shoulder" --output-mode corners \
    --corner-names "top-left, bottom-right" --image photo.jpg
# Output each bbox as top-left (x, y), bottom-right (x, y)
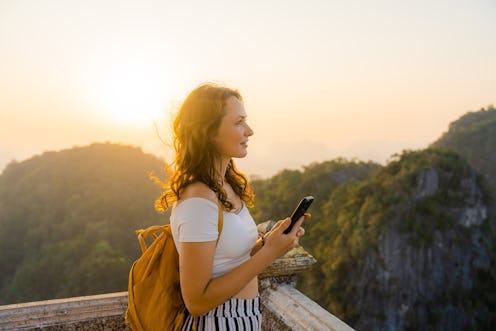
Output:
top-left (173, 183), bottom-right (219, 221)
top-left (179, 182), bottom-right (217, 204)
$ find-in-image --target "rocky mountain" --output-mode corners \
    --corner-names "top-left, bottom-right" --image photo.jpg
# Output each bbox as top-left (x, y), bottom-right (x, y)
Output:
top-left (1, 106), bottom-right (495, 330)
top-left (0, 143), bottom-right (167, 304)
top-left (432, 105), bottom-right (496, 199)
top-left (333, 149), bottom-right (494, 330)
top-left (249, 142), bottom-right (496, 330)
top-left (250, 159), bottom-right (380, 230)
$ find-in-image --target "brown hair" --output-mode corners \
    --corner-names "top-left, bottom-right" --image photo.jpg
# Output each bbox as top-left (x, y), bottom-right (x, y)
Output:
top-left (156, 83), bottom-right (254, 211)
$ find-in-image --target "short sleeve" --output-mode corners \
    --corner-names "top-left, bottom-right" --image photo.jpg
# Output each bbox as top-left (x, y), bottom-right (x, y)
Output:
top-left (170, 198), bottom-right (220, 243)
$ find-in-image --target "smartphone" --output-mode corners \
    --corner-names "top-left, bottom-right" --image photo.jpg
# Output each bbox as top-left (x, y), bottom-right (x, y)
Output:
top-left (283, 196), bottom-right (314, 234)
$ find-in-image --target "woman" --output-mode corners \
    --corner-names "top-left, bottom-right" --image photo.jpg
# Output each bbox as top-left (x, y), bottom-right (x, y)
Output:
top-left (156, 83), bottom-right (307, 330)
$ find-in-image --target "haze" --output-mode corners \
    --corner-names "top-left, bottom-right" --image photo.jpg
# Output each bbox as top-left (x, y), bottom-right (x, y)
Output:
top-left (1, 0), bottom-right (495, 178)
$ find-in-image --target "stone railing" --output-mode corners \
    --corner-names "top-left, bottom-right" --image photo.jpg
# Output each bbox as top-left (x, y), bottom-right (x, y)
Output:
top-left (0, 292), bottom-right (128, 330)
top-left (0, 222), bottom-right (354, 331)
top-left (257, 246), bottom-right (354, 331)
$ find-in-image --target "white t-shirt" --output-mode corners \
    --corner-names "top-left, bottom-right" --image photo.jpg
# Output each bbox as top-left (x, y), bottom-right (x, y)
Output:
top-left (170, 197), bottom-right (258, 278)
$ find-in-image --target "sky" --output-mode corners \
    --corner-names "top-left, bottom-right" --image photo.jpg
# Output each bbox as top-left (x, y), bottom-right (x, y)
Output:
top-left (1, 0), bottom-right (495, 178)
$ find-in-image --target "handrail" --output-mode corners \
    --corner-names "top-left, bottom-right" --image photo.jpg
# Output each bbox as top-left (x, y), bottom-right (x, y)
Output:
top-left (0, 231), bottom-right (354, 331)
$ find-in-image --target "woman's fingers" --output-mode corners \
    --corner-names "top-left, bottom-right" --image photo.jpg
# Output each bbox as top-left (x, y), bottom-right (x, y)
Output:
top-left (276, 218), bottom-right (291, 233)
top-left (266, 218), bottom-right (290, 239)
top-left (289, 216), bottom-right (305, 236)
top-left (296, 227), bottom-right (305, 237)
top-left (264, 216), bottom-right (308, 255)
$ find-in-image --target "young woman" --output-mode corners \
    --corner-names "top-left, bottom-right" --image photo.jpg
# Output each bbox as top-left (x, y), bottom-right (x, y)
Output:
top-left (156, 83), bottom-right (307, 330)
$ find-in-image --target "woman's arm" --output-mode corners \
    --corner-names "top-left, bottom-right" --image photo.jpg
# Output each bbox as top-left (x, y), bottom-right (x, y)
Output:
top-left (179, 216), bottom-right (303, 316)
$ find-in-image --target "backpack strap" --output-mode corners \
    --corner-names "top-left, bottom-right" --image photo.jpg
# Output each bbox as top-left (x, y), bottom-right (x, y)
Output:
top-left (136, 225), bottom-right (168, 254)
top-left (216, 200), bottom-right (224, 244)
top-left (136, 199), bottom-right (224, 254)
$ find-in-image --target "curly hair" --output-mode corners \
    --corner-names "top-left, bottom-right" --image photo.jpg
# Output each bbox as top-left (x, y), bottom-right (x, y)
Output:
top-left (156, 83), bottom-right (254, 212)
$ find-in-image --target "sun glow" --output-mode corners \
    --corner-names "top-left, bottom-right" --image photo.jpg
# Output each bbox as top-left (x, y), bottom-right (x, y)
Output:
top-left (94, 58), bottom-right (171, 127)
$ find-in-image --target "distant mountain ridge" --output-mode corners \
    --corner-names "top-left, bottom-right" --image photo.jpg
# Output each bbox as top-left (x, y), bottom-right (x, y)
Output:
top-left (0, 106), bottom-right (495, 330)
top-left (251, 106), bottom-right (496, 330)
top-left (432, 105), bottom-right (496, 201)
top-left (0, 143), bottom-right (166, 304)
top-left (326, 150), bottom-right (491, 330)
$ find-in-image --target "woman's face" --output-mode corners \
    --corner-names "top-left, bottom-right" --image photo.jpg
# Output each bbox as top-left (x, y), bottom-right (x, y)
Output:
top-left (214, 96), bottom-right (254, 160)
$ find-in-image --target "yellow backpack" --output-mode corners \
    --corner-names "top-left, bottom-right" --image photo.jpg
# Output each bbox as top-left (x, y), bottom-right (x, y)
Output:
top-left (126, 203), bottom-right (223, 331)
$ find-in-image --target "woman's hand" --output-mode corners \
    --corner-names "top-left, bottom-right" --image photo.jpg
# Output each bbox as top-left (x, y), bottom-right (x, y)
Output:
top-left (262, 213), bottom-right (310, 259)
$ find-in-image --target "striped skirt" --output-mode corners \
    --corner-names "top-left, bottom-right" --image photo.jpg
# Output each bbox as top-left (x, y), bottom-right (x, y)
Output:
top-left (181, 297), bottom-right (262, 331)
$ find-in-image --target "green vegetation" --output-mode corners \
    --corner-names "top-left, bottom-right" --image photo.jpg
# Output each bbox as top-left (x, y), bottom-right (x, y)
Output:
top-left (432, 105), bottom-right (496, 198)
top-left (1, 105), bottom-right (495, 329)
top-left (250, 159), bottom-right (380, 235)
top-left (250, 148), bottom-right (494, 328)
top-left (310, 149), bottom-right (490, 322)
top-left (250, 159), bottom-right (381, 319)
top-left (0, 143), bottom-right (166, 304)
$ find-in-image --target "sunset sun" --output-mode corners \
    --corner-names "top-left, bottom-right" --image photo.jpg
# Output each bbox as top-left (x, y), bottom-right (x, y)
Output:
top-left (94, 58), bottom-right (171, 127)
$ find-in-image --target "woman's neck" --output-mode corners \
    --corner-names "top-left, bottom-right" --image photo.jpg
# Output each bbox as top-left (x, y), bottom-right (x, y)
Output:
top-left (216, 157), bottom-right (230, 184)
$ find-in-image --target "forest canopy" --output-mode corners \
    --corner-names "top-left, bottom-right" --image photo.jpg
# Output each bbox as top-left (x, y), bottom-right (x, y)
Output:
top-left (0, 105), bottom-right (495, 329)
top-left (0, 143), bottom-right (167, 304)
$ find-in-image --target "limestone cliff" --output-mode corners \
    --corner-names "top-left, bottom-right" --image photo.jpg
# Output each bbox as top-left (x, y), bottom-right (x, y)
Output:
top-left (302, 149), bottom-right (494, 330)
top-left (350, 156), bottom-right (493, 330)
top-left (431, 106), bottom-right (496, 195)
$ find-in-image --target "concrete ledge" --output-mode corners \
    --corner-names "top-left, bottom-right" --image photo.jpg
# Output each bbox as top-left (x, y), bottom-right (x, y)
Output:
top-left (261, 283), bottom-right (355, 331)
top-left (0, 292), bottom-right (128, 330)
top-left (0, 242), bottom-right (352, 331)
top-left (260, 246), bottom-right (317, 279)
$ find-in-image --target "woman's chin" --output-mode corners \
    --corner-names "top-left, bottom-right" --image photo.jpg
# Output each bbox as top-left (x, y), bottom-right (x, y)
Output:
top-left (234, 150), bottom-right (248, 158)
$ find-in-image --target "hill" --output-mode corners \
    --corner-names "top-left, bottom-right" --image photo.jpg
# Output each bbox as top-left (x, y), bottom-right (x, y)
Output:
top-left (250, 159), bottom-right (380, 230)
top-left (1, 106), bottom-right (495, 330)
top-left (0, 143), bottom-right (167, 304)
top-left (432, 105), bottom-right (496, 196)
top-left (251, 149), bottom-right (495, 330)
top-left (315, 149), bottom-right (493, 330)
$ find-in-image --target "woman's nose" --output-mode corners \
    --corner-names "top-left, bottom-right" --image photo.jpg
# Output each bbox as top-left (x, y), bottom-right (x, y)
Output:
top-left (245, 124), bottom-right (254, 136)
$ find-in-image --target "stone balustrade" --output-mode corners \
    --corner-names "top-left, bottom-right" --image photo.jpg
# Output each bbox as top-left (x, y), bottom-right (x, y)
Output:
top-left (0, 292), bottom-right (128, 330)
top-left (0, 222), bottom-right (354, 331)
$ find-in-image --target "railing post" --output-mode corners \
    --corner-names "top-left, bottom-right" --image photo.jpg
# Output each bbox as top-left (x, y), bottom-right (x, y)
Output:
top-left (257, 220), bottom-right (355, 331)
